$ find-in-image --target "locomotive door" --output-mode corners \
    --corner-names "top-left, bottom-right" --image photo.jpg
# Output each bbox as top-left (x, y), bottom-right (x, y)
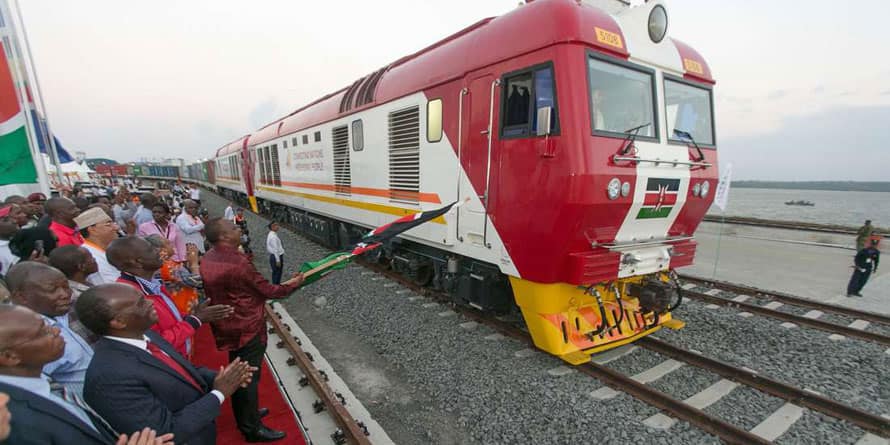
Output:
top-left (458, 73), bottom-right (499, 247)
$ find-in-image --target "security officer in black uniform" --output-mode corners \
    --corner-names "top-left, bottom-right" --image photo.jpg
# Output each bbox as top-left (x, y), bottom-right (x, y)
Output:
top-left (847, 238), bottom-right (880, 297)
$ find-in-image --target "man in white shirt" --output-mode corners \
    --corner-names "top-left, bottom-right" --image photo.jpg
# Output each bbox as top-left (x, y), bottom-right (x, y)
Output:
top-left (73, 208), bottom-right (121, 285)
top-left (189, 187), bottom-right (201, 205)
top-left (223, 204), bottom-right (235, 222)
top-left (176, 200), bottom-right (206, 253)
top-left (265, 222), bottom-right (285, 285)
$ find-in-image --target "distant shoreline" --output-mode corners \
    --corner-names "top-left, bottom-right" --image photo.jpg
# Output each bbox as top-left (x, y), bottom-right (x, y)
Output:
top-left (732, 181), bottom-right (890, 193)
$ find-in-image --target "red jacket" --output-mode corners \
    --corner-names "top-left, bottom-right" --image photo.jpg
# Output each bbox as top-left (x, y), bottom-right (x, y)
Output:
top-left (50, 221), bottom-right (84, 246)
top-left (117, 273), bottom-right (198, 358)
top-left (201, 245), bottom-right (298, 350)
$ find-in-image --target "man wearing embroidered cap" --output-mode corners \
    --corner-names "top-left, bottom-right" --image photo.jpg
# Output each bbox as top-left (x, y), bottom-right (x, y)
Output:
top-left (74, 208), bottom-right (122, 285)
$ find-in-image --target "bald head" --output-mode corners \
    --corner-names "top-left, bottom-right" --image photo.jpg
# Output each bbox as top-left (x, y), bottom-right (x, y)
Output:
top-left (106, 236), bottom-right (163, 276)
top-left (76, 283), bottom-right (156, 337)
top-left (0, 305), bottom-right (37, 347)
top-left (6, 262), bottom-right (71, 318)
top-left (4, 262), bottom-right (61, 294)
top-left (106, 236), bottom-right (145, 269)
top-left (0, 305), bottom-right (65, 374)
top-left (205, 217), bottom-right (240, 247)
top-left (45, 197), bottom-right (79, 226)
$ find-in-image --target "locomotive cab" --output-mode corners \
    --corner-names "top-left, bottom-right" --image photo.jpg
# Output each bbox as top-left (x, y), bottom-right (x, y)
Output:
top-left (482, 0), bottom-right (718, 363)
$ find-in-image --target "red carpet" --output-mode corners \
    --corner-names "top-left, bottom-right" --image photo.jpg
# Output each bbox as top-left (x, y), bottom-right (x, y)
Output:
top-left (192, 325), bottom-right (307, 445)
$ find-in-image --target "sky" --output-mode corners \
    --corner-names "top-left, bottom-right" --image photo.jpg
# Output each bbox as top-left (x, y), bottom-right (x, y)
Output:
top-left (14, 0), bottom-right (890, 180)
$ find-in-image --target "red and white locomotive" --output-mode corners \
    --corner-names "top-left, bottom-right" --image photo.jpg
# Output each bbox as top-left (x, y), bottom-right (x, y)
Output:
top-left (203, 0), bottom-right (717, 364)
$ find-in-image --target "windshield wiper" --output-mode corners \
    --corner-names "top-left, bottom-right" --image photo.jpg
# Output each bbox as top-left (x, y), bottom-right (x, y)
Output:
top-left (673, 129), bottom-right (705, 162)
top-left (620, 122), bottom-right (651, 155)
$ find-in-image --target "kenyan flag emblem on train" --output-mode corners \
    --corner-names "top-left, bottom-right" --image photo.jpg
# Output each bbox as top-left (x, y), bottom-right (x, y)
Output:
top-left (636, 178), bottom-right (680, 219)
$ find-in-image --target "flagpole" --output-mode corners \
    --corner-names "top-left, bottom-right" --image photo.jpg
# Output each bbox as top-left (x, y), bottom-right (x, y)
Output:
top-left (0, 0), bottom-right (49, 195)
top-left (11, 0), bottom-right (62, 183)
top-left (282, 254), bottom-right (352, 286)
top-left (712, 210), bottom-right (725, 279)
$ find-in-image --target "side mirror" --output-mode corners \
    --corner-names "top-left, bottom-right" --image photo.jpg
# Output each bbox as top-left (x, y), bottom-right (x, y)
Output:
top-left (536, 106), bottom-right (553, 137)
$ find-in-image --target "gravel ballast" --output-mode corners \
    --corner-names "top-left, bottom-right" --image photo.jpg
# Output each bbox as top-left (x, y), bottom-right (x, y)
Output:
top-left (197, 190), bottom-right (884, 444)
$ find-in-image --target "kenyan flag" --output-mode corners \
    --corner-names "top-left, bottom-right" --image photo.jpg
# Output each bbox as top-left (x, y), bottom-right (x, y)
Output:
top-left (636, 178), bottom-right (680, 219)
top-left (0, 37), bottom-right (38, 185)
top-left (279, 200), bottom-right (465, 289)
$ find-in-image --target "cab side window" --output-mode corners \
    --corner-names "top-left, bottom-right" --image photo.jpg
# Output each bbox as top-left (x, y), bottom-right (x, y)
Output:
top-left (501, 65), bottom-right (559, 138)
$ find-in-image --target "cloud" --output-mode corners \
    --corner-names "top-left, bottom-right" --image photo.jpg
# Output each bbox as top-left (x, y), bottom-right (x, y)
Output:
top-left (720, 105), bottom-right (890, 181)
top-left (811, 85), bottom-right (826, 94)
top-left (880, 90), bottom-right (890, 96)
top-left (247, 98), bottom-right (281, 130)
top-left (767, 90), bottom-right (787, 100)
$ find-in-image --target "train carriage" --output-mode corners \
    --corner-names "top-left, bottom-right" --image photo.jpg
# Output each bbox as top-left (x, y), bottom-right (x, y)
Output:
top-left (217, 0), bottom-right (717, 364)
top-left (212, 135), bottom-right (250, 204)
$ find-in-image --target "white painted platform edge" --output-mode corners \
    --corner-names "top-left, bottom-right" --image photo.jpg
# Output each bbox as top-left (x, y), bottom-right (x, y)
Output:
top-left (269, 305), bottom-right (396, 445)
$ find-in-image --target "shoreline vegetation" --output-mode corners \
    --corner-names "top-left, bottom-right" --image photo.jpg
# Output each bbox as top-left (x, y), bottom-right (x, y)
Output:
top-left (732, 181), bottom-right (890, 192)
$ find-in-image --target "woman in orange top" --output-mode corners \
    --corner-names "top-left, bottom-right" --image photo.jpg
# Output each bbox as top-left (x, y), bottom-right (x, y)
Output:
top-left (145, 235), bottom-right (202, 314)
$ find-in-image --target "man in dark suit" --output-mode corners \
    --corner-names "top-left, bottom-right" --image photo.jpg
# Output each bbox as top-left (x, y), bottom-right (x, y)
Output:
top-left (78, 283), bottom-right (255, 445)
top-left (0, 304), bottom-right (173, 445)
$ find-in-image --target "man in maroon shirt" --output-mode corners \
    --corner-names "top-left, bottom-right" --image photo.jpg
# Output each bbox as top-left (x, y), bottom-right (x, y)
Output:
top-left (201, 217), bottom-right (304, 442)
top-left (45, 197), bottom-right (83, 246)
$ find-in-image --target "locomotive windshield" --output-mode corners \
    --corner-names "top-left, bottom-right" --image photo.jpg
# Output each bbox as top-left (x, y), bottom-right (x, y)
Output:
top-left (665, 78), bottom-right (714, 146)
top-left (587, 56), bottom-right (656, 139)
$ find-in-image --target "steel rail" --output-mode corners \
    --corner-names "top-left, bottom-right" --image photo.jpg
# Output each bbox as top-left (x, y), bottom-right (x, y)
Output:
top-left (355, 261), bottom-right (770, 445)
top-left (700, 215), bottom-right (885, 235)
top-left (264, 305), bottom-right (372, 445)
top-left (679, 274), bottom-right (890, 326)
top-left (203, 189), bottom-right (878, 444)
top-left (682, 289), bottom-right (890, 347)
top-left (639, 337), bottom-right (890, 438)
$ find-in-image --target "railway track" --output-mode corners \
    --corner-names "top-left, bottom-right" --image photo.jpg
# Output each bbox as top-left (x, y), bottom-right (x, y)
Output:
top-left (264, 305), bottom-right (373, 445)
top-left (357, 259), bottom-right (890, 443)
top-left (210, 188), bottom-right (887, 443)
top-left (678, 274), bottom-right (890, 347)
top-left (702, 215), bottom-right (887, 235)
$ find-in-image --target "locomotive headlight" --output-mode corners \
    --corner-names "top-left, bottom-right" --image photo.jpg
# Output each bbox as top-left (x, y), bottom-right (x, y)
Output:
top-left (621, 181), bottom-right (631, 197)
top-left (648, 5), bottom-right (668, 44)
top-left (692, 183), bottom-right (702, 197)
top-left (700, 181), bottom-right (710, 198)
top-left (607, 178), bottom-right (621, 200)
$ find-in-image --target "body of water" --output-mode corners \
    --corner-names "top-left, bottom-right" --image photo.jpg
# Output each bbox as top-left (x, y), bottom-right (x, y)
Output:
top-left (706, 188), bottom-right (890, 227)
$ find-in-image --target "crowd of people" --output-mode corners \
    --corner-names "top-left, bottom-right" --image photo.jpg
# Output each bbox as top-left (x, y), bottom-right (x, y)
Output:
top-left (0, 181), bottom-right (304, 444)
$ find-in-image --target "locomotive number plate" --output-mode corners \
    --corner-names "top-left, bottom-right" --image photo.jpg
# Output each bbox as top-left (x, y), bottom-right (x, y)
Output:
top-left (594, 27), bottom-right (624, 50)
top-left (683, 58), bottom-right (704, 75)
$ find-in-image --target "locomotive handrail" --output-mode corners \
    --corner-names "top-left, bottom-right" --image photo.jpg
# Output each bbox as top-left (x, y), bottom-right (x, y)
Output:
top-left (612, 154), bottom-right (712, 168)
top-left (600, 235), bottom-right (694, 250)
top-left (481, 78), bottom-right (500, 249)
top-left (456, 88), bottom-right (467, 241)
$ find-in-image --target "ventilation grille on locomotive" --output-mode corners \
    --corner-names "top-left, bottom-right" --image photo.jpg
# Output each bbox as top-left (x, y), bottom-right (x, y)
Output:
top-left (258, 148), bottom-right (268, 184)
top-left (388, 106), bottom-right (420, 204)
top-left (332, 125), bottom-right (351, 195)
top-left (270, 144), bottom-right (281, 186)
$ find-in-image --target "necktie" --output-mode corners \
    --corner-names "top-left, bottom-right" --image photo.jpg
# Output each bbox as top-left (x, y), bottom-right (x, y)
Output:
top-left (147, 341), bottom-right (203, 391)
